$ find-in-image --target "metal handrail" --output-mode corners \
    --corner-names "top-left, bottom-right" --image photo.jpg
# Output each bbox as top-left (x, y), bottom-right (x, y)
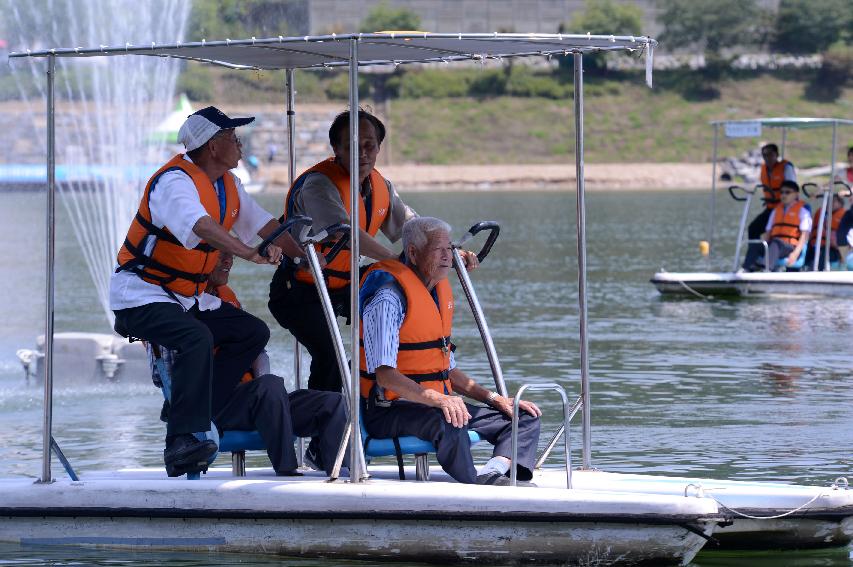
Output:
top-left (511, 383), bottom-right (572, 488)
top-left (731, 185), bottom-right (758, 272)
top-left (745, 239), bottom-right (770, 272)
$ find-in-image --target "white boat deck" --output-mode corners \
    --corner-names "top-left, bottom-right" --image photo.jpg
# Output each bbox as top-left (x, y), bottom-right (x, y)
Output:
top-left (651, 270), bottom-right (853, 297)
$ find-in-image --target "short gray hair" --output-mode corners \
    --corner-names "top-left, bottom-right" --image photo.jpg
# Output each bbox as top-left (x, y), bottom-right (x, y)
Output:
top-left (402, 217), bottom-right (451, 253)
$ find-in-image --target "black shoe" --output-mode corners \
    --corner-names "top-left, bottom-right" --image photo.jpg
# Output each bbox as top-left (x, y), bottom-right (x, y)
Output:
top-left (476, 472), bottom-right (537, 487)
top-left (164, 434), bottom-right (217, 478)
top-left (275, 469), bottom-right (304, 477)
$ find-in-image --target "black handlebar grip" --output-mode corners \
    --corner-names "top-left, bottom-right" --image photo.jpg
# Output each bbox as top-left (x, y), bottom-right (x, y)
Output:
top-left (466, 221), bottom-right (501, 263)
top-left (727, 185), bottom-right (747, 202)
top-left (258, 214), bottom-right (312, 258)
top-left (321, 223), bottom-right (352, 265)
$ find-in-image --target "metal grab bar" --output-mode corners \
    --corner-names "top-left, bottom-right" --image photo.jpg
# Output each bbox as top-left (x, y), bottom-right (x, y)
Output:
top-left (511, 383), bottom-right (572, 489)
top-left (745, 239), bottom-right (770, 272)
top-left (534, 394), bottom-right (582, 470)
top-left (731, 187), bottom-right (757, 272)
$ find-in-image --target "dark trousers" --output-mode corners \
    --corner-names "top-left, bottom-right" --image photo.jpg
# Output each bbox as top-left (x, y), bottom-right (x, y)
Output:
top-left (743, 208), bottom-right (774, 270)
top-left (214, 374), bottom-right (348, 475)
top-left (363, 400), bottom-right (541, 484)
top-left (805, 244), bottom-right (839, 271)
top-left (268, 266), bottom-right (349, 392)
top-left (114, 302), bottom-right (269, 436)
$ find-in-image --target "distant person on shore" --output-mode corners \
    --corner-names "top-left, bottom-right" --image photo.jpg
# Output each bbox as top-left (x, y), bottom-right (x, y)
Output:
top-left (268, 108), bottom-right (479, 393)
top-left (742, 180), bottom-right (811, 271)
top-left (110, 106), bottom-right (303, 477)
top-left (360, 217), bottom-right (540, 486)
top-left (805, 194), bottom-right (846, 270)
top-left (267, 143), bottom-right (277, 164)
top-left (147, 251), bottom-right (349, 477)
top-left (742, 144), bottom-right (797, 271)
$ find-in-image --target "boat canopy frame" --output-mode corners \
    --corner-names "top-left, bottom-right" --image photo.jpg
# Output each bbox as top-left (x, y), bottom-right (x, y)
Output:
top-left (10, 31), bottom-right (657, 484)
top-left (706, 117), bottom-right (853, 272)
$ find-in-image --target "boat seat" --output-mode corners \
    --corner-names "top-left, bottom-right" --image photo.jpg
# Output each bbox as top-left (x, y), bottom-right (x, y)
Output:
top-left (360, 416), bottom-right (481, 482)
top-left (847, 252), bottom-right (853, 271)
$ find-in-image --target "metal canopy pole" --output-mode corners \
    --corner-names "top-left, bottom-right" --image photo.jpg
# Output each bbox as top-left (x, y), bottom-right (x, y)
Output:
top-left (39, 54), bottom-right (57, 484)
top-left (825, 122), bottom-right (838, 271)
top-left (709, 124), bottom-right (719, 260)
top-left (573, 53), bottom-right (591, 469)
top-left (285, 69), bottom-right (305, 467)
top-left (780, 127), bottom-right (787, 159)
top-left (348, 38), bottom-right (367, 483)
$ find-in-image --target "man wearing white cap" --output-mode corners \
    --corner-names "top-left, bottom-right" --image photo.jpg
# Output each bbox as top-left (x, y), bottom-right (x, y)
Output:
top-left (110, 106), bottom-right (300, 477)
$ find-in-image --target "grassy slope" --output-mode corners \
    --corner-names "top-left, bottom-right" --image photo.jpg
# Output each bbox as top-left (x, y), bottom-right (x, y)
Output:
top-left (386, 76), bottom-right (852, 166)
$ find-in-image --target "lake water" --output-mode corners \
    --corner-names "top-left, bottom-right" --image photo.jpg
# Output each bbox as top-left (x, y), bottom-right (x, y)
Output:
top-left (0, 189), bottom-right (851, 566)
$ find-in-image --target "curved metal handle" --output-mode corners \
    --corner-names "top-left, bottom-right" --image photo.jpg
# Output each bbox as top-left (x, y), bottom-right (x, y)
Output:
top-left (801, 182), bottom-right (819, 199)
top-left (755, 183), bottom-right (778, 205)
top-left (258, 214), bottom-right (312, 258)
top-left (833, 180), bottom-right (852, 198)
top-left (321, 223), bottom-right (352, 264)
top-left (455, 221), bottom-right (500, 263)
top-left (727, 185), bottom-right (753, 202)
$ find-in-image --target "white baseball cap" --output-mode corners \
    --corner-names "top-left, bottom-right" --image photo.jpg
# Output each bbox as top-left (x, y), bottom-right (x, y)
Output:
top-left (177, 106), bottom-right (255, 151)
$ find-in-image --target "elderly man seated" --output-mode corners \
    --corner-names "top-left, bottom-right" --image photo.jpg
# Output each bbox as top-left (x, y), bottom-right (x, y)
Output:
top-left (359, 217), bottom-right (541, 486)
top-left (149, 251), bottom-right (349, 477)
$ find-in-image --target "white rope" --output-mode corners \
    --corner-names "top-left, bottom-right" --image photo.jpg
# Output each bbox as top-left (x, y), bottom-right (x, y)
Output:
top-left (677, 279), bottom-right (712, 301)
top-left (710, 491), bottom-right (825, 520)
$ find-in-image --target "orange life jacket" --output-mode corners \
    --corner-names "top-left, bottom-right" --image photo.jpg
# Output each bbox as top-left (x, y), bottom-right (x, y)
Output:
top-left (212, 284), bottom-right (241, 309)
top-left (769, 200), bottom-right (806, 246)
top-left (760, 159), bottom-right (792, 209)
top-left (358, 260), bottom-right (454, 402)
top-left (116, 155), bottom-right (239, 297)
top-left (283, 158), bottom-right (391, 290)
top-left (810, 207), bottom-right (845, 246)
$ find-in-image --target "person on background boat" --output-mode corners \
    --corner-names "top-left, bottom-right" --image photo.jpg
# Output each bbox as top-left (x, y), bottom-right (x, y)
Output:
top-left (742, 144), bottom-right (797, 271)
top-left (359, 217), bottom-right (541, 486)
top-left (742, 180), bottom-right (811, 272)
top-left (268, 109), bottom-right (479, 394)
top-left (148, 252), bottom-right (350, 477)
top-left (833, 146), bottom-right (853, 186)
top-left (110, 106), bottom-right (304, 477)
top-left (805, 194), bottom-right (845, 270)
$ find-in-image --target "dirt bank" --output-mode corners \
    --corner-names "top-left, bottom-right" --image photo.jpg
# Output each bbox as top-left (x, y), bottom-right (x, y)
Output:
top-left (257, 162), bottom-right (713, 192)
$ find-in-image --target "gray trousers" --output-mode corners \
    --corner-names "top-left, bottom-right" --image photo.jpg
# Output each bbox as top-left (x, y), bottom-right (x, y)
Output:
top-left (363, 400), bottom-right (541, 483)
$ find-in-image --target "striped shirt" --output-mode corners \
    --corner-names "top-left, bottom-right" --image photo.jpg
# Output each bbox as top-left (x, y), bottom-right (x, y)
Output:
top-left (362, 283), bottom-right (456, 374)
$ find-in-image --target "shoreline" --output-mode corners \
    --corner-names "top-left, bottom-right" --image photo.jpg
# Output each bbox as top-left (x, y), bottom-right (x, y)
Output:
top-left (258, 162), bottom-right (713, 193)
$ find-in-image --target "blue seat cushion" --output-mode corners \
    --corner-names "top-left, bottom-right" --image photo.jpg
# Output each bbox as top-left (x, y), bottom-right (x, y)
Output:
top-left (219, 430), bottom-right (266, 452)
top-left (776, 246), bottom-right (806, 269)
top-left (361, 419), bottom-right (481, 457)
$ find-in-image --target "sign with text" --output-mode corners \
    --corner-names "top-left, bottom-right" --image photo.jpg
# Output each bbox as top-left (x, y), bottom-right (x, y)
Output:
top-left (724, 122), bottom-right (762, 138)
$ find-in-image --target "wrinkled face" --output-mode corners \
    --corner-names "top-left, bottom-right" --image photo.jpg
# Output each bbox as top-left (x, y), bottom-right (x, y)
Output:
top-left (409, 229), bottom-right (452, 285)
top-left (209, 128), bottom-right (242, 170)
top-left (762, 147), bottom-right (779, 167)
top-left (208, 252), bottom-right (234, 288)
top-left (779, 186), bottom-right (798, 205)
top-left (332, 118), bottom-right (380, 182)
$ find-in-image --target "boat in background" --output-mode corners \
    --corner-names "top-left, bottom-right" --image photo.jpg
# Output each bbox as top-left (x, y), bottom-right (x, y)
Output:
top-left (652, 117), bottom-right (853, 298)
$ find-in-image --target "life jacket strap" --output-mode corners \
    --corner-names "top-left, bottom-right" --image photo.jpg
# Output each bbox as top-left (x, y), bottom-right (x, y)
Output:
top-left (117, 237), bottom-right (210, 284)
top-left (134, 212), bottom-right (216, 253)
top-left (360, 368), bottom-right (450, 384)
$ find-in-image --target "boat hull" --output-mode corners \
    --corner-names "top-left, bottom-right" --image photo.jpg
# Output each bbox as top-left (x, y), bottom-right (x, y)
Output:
top-left (535, 469), bottom-right (853, 550)
top-left (650, 271), bottom-right (853, 298)
top-left (0, 471), bottom-right (718, 566)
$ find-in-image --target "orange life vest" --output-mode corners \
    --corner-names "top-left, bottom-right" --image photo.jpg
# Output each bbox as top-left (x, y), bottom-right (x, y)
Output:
top-left (283, 158), bottom-right (391, 290)
top-left (116, 155), bottom-right (239, 297)
top-left (212, 284), bottom-right (241, 309)
top-left (358, 260), bottom-right (454, 402)
top-left (769, 200), bottom-right (806, 246)
top-left (760, 159), bottom-right (792, 209)
top-left (810, 207), bottom-right (845, 246)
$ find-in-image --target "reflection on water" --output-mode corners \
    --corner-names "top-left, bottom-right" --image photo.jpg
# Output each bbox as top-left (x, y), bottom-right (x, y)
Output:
top-left (1, 189), bottom-right (852, 565)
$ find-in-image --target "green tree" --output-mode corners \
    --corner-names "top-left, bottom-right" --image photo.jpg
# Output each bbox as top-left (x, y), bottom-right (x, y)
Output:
top-left (359, 2), bottom-right (421, 33)
top-left (560, 0), bottom-right (643, 73)
top-left (187, 0), bottom-right (306, 41)
top-left (772, 0), bottom-right (850, 54)
top-left (656, 0), bottom-right (759, 57)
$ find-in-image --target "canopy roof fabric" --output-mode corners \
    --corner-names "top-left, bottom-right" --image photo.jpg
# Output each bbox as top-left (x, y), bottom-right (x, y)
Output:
top-left (710, 117), bottom-right (853, 130)
top-left (10, 32), bottom-right (655, 71)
